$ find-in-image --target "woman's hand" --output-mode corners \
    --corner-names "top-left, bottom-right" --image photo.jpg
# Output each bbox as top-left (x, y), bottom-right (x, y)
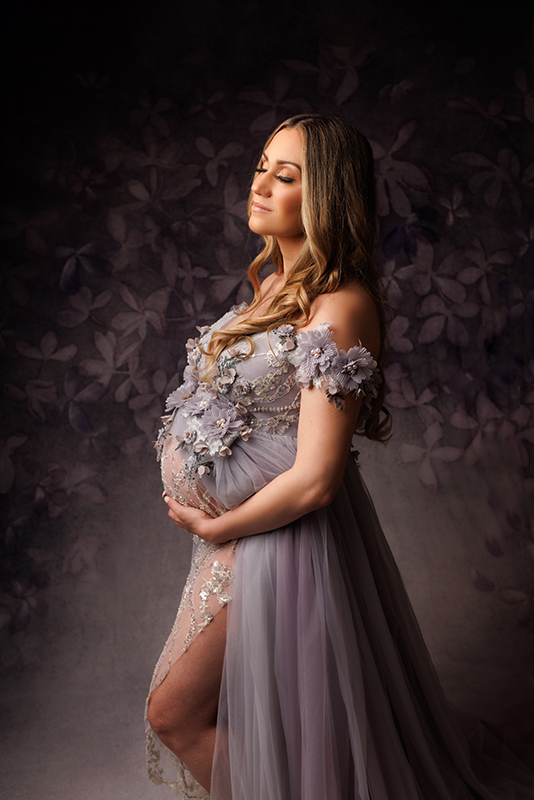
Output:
top-left (163, 493), bottom-right (228, 544)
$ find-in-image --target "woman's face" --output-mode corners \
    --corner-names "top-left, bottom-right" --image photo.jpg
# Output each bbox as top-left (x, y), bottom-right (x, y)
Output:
top-left (248, 127), bottom-right (304, 246)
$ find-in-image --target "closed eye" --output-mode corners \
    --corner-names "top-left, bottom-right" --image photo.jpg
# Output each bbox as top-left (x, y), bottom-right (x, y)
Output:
top-left (254, 167), bottom-right (295, 183)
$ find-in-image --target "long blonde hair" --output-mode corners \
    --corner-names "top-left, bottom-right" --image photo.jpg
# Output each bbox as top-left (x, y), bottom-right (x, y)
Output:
top-left (206, 114), bottom-right (391, 442)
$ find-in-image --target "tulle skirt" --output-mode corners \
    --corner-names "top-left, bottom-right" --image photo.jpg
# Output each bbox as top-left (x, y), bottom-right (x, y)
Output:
top-left (148, 433), bottom-right (534, 799)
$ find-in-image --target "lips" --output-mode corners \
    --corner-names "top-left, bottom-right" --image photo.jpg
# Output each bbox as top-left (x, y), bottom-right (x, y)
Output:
top-left (251, 200), bottom-right (271, 213)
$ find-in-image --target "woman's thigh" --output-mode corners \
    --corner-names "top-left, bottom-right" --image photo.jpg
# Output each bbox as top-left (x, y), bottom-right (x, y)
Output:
top-left (148, 604), bottom-right (228, 734)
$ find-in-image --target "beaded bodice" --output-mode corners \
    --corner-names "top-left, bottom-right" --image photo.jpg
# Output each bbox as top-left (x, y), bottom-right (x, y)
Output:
top-left (155, 304), bottom-right (380, 514)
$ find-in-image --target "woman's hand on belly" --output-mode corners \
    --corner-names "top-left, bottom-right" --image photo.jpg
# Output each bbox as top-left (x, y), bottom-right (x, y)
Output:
top-left (163, 492), bottom-right (231, 544)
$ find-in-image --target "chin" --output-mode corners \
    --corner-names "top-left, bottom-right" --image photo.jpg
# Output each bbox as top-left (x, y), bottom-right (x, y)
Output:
top-left (248, 218), bottom-right (269, 236)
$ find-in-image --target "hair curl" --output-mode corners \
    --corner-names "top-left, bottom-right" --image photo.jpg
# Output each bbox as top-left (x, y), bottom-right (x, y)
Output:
top-left (205, 114), bottom-right (391, 442)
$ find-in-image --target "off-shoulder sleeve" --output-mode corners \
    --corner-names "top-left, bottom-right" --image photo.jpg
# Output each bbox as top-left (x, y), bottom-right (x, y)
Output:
top-left (287, 322), bottom-right (381, 410)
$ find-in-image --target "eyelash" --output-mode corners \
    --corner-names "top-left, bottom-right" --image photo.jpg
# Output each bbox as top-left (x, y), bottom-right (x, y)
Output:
top-left (254, 167), bottom-right (295, 184)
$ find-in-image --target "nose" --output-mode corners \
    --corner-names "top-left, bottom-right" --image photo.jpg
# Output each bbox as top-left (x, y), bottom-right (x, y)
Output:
top-left (252, 170), bottom-right (271, 196)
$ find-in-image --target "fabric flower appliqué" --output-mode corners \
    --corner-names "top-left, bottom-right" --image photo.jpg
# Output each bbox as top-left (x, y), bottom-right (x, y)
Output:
top-left (215, 368), bottom-right (237, 394)
top-left (182, 385), bottom-right (218, 416)
top-left (289, 323), bottom-right (340, 388)
top-left (174, 428), bottom-right (197, 449)
top-left (272, 324), bottom-right (296, 354)
top-left (202, 398), bottom-right (244, 439)
top-left (158, 385), bottom-right (255, 477)
top-left (332, 346), bottom-right (377, 394)
top-left (289, 322), bottom-right (379, 408)
top-left (231, 377), bottom-right (251, 398)
top-left (165, 376), bottom-right (199, 412)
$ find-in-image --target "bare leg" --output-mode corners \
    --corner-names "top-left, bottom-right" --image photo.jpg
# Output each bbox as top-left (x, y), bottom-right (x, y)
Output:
top-left (147, 605), bottom-right (228, 792)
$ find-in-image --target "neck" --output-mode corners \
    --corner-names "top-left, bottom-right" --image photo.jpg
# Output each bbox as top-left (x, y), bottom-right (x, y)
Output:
top-left (277, 234), bottom-right (306, 274)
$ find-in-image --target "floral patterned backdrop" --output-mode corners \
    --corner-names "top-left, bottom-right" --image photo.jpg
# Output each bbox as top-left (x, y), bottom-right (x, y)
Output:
top-left (1, 0), bottom-right (533, 796)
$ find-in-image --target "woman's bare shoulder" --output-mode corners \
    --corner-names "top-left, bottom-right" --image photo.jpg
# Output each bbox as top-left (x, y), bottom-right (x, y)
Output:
top-left (305, 285), bottom-right (381, 355)
top-left (310, 283), bottom-right (376, 316)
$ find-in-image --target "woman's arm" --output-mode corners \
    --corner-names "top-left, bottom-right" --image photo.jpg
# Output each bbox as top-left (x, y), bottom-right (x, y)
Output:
top-left (164, 286), bottom-right (380, 543)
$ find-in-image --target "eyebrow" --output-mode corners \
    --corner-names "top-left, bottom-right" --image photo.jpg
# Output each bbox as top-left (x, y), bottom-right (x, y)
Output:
top-left (262, 153), bottom-right (302, 171)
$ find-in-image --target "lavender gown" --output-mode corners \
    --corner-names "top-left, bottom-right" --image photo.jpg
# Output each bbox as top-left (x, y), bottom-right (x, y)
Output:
top-left (146, 304), bottom-right (534, 800)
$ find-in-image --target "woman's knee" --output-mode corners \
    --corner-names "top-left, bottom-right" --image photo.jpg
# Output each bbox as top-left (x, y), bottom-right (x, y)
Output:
top-left (148, 682), bottom-right (217, 759)
top-left (147, 686), bottom-right (187, 741)
top-left (148, 611), bottom-right (227, 744)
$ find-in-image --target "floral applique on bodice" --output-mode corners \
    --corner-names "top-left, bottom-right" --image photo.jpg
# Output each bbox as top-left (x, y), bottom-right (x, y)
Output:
top-left (155, 303), bottom-right (380, 513)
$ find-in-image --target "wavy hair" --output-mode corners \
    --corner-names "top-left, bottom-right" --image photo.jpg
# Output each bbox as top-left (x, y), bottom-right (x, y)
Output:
top-left (205, 114), bottom-right (391, 442)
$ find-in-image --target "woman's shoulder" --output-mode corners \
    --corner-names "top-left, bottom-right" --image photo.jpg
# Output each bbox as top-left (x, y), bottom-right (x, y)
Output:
top-left (304, 284), bottom-right (381, 356)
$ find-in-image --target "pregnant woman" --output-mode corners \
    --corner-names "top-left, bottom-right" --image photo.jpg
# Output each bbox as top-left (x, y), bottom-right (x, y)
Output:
top-left (146, 114), bottom-right (534, 799)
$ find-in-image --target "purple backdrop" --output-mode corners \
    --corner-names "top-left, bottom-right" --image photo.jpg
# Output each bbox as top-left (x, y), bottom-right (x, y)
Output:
top-left (1, 1), bottom-right (533, 797)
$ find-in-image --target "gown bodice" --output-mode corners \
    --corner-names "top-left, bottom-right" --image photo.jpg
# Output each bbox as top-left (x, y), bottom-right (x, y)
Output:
top-left (155, 303), bottom-right (380, 515)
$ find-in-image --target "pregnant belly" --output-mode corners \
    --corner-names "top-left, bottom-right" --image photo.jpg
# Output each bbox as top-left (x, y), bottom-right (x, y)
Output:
top-left (160, 411), bottom-right (299, 514)
top-left (160, 436), bottom-right (225, 518)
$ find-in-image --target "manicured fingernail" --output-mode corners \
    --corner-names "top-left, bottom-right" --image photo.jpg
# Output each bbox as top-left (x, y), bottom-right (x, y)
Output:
top-left (164, 496), bottom-right (170, 504)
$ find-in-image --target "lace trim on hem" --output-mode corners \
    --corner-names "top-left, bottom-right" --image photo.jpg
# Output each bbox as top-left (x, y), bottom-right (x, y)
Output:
top-left (146, 727), bottom-right (210, 798)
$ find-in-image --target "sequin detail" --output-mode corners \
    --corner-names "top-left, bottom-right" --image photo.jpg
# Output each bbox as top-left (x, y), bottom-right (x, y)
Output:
top-left (199, 560), bottom-right (234, 629)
